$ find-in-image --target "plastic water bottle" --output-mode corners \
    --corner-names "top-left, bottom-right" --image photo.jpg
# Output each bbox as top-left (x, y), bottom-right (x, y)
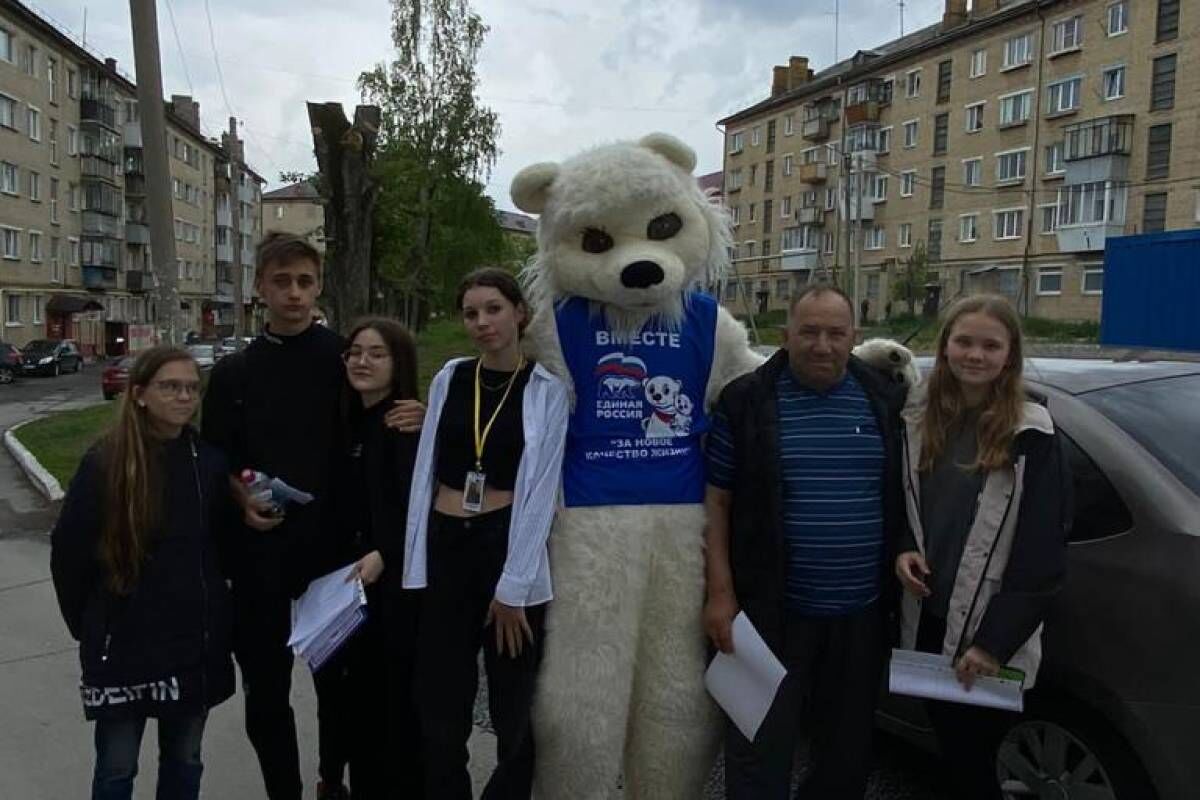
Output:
top-left (240, 469), bottom-right (282, 516)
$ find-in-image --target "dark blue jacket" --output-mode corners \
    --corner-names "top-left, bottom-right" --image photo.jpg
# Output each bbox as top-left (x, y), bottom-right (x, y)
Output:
top-left (50, 428), bottom-right (236, 720)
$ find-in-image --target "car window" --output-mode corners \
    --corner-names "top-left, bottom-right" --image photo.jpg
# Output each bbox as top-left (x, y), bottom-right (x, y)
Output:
top-left (1081, 375), bottom-right (1200, 497)
top-left (1059, 431), bottom-right (1133, 542)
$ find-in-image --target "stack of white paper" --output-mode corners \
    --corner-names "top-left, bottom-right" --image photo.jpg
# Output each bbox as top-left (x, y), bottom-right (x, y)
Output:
top-left (889, 649), bottom-right (1024, 712)
top-left (288, 564), bottom-right (367, 672)
top-left (704, 612), bottom-right (788, 742)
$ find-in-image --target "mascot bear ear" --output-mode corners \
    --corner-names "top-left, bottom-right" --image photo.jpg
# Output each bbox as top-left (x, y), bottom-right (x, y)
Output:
top-left (638, 133), bottom-right (697, 174)
top-left (510, 162), bottom-right (560, 215)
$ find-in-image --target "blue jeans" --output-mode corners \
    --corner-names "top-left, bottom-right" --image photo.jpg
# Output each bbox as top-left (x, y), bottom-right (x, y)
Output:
top-left (92, 713), bottom-right (207, 800)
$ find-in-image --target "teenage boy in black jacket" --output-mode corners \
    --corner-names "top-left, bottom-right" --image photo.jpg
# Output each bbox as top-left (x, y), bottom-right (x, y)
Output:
top-left (202, 233), bottom-right (421, 800)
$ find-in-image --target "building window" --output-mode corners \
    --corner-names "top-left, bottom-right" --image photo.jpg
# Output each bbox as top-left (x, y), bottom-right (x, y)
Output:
top-left (1050, 16), bottom-right (1083, 54)
top-left (27, 106), bottom-right (40, 141)
top-left (905, 69), bottom-right (921, 99)
top-left (963, 158), bottom-right (982, 187)
top-left (969, 48), bottom-right (987, 78)
top-left (1103, 65), bottom-right (1126, 100)
top-left (763, 199), bottom-right (774, 233)
top-left (1003, 32), bottom-right (1034, 69)
top-left (999, 90), bottom-right (1033, 126)
top-left (0, 27), bottom-right (14, 64)
top-left (749, 203), bottom-right (757, 223)
top-left (67, 69), bottom-right (78, 99)
top-left (69, 237), bottom-right (79, 265)
top-left (1082, 268), bottom-right (1104, 294)
top-left (903, 119), bottom-right (919, 148)
top-left (1044, 142), bottom-right (1064, 176)
top-left (959, 214), bottom-right (979, 243)
top-left (930, 166), bottom-right (945, 210)
top-left (0, 162), bottom-right (17, 195)
top-left (29, 231), bottom-right (41, 263)
top-left (965, 102), bottom-right (985, 133)
top-left (1059, 181), bottom-right (1128, 226)
top-left (5, 295), bottom-right (20, 324)
top-left (2, 227), bottom-right (20, 260)
top-left (1041, 203), bottom-right (1060, 233)
top-left (899, 223), bottom-right (913, 248)
top-left (872, 174), bottom-right (889, 202)
top-left (1137, 193), bottom-right (1166, 232)
top-left (766, 120), bottom-right (776, 154)
top-left (936, 60), bottom-right (952, 103)
top-left (31, 294), bottom-right (43, 323)
top-left (764, 160), bottom-right (775, 193)
top-left (781, 196), bottom-right (792, 217)
top-left (726, 168), bottom-right (744, 192)
top-left (933, 113), bottom-right (949, 155)
top-left (1150, 54), bottom-right (1177, 110)
top-left (994, 209), bottom-right (1025, 240)
top-left (783, 113), bottom-right (794, 136)
top-left (996, 149), bottom-right (1029, 183)
top-left (47, 58), bottom-right (58, 103)
top-left (901, 171), bottom-right (916, 197)
top-left (927, 218), bottom-right (943, 262)
top-left (751, 126), bottom-right (761, 147)
top-left (67, 126), bottom-right (78, 156)
top-left (825, 188), bottom-right (836, 210)
top-left (0, 93), bottom-right (15, 129)
top-left (20, 43), bottom-right (36, 76)
top-left (865, 226), bottom-right (886, 250)
top-left (782, 154), bottom-right (793, 177)
top-left (877, 127), bottom-right (892, 154)
top-left (728, 131), bottom-right (744, 154)
top-left (1037, 267), bottom-right (1063, 295)
top-left (29, 171), bottom-right (40, 201)
top-left (1146, 124), bottom-right (1172, 180)
top-left (1107, 1), bottom-right (1129, 35)
top-left (749, 164), bottom-right (757, 186)
top-left (1047, 77), bottom-right (1082, 115)
top-left (1156, 0), bottom-right (1179, 42)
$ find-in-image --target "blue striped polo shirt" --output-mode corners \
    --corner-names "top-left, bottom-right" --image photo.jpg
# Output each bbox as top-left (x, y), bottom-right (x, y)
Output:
top-left (708, 368), bottom-right (885, 615)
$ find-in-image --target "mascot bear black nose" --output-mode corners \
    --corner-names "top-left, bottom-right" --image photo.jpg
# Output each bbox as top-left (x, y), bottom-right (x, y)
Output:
top-left (621, 261), bottom-right (665, 288)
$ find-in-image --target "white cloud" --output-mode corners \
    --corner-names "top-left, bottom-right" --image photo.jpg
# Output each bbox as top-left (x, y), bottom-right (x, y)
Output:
top-left (33, 0), bottom-right (943, 209)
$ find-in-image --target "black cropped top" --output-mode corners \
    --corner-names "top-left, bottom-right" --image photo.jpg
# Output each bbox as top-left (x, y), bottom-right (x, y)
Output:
top-left (434, 359), bottom-right (532, 492)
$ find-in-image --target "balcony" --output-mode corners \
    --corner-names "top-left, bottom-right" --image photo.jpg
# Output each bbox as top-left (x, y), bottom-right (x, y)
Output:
top-left (80, 98), bottom-right (118, 130)
top-left (1056, 223), bottom-right (1125, 252)
top-left (217, 206), bottom-right (233, 228)
top-left (217, 280), bottom-right (236, 302)
top-left (849, 149), bottom-right (878, 173)
top-left (796, 206), bottom-right (824, 224)
top-left (125, 270), bottom-right (148, 292)
top-left (1064, 115), bottom-right (1133, 185)
top-left (840, 194), bottom-right (875, 222)
top-left (82, 212), bottom-right (122, 239)
top-left (125, 222), bottom-right (151, 245)
top-left (82, 266), bottom-right (118, 289)
top-left (238, 183), bottom-right (257, 204)
top-left (124, 175), bottom-right (146, 197)
top-left (780, 251), bottom-right (820, 271)
top-left (801, 116), bottom-right (831, 142)
top-left (796, 162), bottom-right (828, 184)
top-left (216, 242), bottom-right (234, 263)
top-left (81, 155), bottom-right (118, 183)
top-left (845, 101), bottom-right (881, 126)
top-left (123, 122), bottom-right (143, 148)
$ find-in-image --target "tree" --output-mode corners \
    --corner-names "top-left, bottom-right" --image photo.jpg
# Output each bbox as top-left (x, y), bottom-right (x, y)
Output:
top-left (891, 240), bottom-right (928, 316)
top-left (358, 0), bottom-right (504, 329)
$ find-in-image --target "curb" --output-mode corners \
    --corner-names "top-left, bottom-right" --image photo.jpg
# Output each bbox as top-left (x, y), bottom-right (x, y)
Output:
top-left (3, 419), bottom-right (64, 502)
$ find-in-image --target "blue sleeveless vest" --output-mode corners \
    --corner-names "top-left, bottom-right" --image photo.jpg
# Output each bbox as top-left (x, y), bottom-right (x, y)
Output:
top-left (554, 291), bottom-right (718, 507)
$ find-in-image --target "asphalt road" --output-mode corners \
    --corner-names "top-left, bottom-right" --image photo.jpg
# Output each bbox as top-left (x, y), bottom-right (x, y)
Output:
top-left (0, 367), bottom-right (951, 798)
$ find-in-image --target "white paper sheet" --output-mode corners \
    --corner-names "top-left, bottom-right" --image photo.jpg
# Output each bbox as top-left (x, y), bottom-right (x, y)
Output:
top-left (888, 649), bottom-right (1024, 712)
top-left (704, 612), bottom-right (788, 741)
top-left (289, 564), bottom-right (367, 671)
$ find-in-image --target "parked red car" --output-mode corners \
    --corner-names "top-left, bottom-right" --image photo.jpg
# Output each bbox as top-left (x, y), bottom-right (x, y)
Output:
top-left (101, 357), bottom-right (134, 400)
top-left (0, 341), bottom-right (21, 385)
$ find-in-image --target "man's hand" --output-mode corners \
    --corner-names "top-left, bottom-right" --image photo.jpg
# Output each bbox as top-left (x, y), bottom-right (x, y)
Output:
top-left (485, 599), bottom-right (534, 658)
top-left (895, 551), bottom-right (932, 597)
top-left (704, 589), bottom-right (740, 654)
top-left (385, 399), bottom-right (426, 433)
top-left (229, 475), bottom-right (283, 532)
top-left (348, 550), bottom-right (384, 586)
top-left (955, 646), bottom-right (1000, 690)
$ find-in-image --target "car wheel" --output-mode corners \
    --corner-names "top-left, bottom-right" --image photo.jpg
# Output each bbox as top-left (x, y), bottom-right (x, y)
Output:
top-left (0, 367), bottom-right (12, 385)
top-left (996, 698), bottom-right (1156, 800)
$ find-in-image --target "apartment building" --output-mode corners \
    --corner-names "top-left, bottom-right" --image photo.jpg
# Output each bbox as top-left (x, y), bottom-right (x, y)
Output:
top-left (1, 0), bottom-right (265, 352)
top-left (262, 179), bottom-right (325, 254)
top-left (718, 0), bottom-right (1198, 322)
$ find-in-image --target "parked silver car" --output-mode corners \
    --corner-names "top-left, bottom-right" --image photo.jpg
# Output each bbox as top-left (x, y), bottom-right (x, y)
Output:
top-left (186, 344), bottom-right (216, 369)
top-left (879, 358), bottom-right (1200, 800)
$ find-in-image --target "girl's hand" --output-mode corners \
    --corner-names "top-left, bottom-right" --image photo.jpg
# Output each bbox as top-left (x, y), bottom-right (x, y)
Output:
top-left (348, 550), bottom-right (384, 586)
top-left (385, 399), bottom-right (426, 433)
top-left (703, 589), bottom-right (740, 654)
top-left (895, 551), bottom-right (932, 597)
top-left (485, 599), bottom-right (534, 658)
top-left (955, 646), bottom-right (1001, 690)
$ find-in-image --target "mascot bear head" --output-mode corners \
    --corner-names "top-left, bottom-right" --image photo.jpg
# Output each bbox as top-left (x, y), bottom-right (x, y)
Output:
top-left (510, 133), bottom-right (732, 338)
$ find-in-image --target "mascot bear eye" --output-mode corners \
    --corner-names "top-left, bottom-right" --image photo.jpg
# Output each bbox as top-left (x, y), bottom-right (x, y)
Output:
top-left (581, 228), bottom-right (614, 254)
top-left (647, 213), bottom-right (682, 241)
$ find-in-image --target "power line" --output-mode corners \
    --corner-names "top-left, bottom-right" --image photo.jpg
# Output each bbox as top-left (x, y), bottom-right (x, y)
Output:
top-left (161, 0), bottom-right (194, 96)
top-left (202, 0), bottom-right (235, 119)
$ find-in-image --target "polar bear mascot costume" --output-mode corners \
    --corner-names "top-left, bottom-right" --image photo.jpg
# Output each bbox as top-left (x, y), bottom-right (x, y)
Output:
top-left (509, 133), bottom-right (762, 799)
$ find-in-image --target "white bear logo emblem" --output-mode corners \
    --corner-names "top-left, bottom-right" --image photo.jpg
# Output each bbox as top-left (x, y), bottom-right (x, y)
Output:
top-left (641, 375), bottom-right (688, 438)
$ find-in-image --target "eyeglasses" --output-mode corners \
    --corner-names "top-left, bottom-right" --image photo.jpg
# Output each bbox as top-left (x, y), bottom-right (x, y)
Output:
top-left (342, 348), bottom-right (392, 365)
top-left (151, 379), bottom-right (202, 397)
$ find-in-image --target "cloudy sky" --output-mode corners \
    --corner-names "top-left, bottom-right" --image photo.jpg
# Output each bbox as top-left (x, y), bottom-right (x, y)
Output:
top-left (31, 0), bottom-right (946, 210)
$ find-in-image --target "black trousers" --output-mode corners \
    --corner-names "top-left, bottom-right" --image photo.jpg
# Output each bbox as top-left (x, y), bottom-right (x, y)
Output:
top-left (724, 602), bottom-right (887, 800)
top-left (311, 578), bottom-right (423, 799)
top-left (234, 589), bottom-right (302, 800)
top-left (916, 610), bottom-right (1015, 800)
top-left (416, 508), bottom-right (545, 800)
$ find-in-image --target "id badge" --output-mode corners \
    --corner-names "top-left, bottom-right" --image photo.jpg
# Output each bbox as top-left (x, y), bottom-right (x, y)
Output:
top-left (462, 470), bottom-right (487, 513)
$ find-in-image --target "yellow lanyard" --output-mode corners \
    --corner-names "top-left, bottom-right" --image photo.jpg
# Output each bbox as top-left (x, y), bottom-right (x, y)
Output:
top-left (473, 357), bottom-right (524, 472)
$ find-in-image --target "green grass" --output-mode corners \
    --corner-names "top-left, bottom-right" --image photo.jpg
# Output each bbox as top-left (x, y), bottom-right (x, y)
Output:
top-left (15, 319), bottom-right (476, 488)
top-left (15, 402), bottom-right (116, 487)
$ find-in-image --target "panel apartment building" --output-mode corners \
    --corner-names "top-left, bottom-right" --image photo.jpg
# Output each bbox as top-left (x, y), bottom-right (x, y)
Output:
top-left (0, 0), bottom-right (264, 354)
top-left (718, 0), bottom-right (1198, 322)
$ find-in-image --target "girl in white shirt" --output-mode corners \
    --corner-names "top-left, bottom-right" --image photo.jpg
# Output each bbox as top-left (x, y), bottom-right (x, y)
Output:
top-left (403, 267), bottom-right (568, 799)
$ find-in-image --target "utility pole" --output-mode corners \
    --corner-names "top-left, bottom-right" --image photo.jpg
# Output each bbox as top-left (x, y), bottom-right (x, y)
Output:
top-left (852, 152), bottom-right (864, 328)
top-left (129, 0), bottom-right (181, 344)
top-left (228, 117), bottom-right (244, 337)
top-left (899, 0), bottom-right (906, 36)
